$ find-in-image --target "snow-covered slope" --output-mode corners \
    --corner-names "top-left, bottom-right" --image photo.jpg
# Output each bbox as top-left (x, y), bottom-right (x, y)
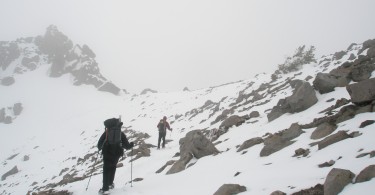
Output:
top-left (1, 31), bottom-right (375, 195)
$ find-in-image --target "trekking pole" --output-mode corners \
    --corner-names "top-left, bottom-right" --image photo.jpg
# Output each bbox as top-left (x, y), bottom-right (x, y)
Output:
top-left (131, 147), bottom-right (133, 187)
top-left (86, 151), bottom-right (100, 191)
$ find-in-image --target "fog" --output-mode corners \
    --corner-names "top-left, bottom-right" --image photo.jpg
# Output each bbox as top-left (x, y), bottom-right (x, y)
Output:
top-left (1, 0), bottom-right (375, 93)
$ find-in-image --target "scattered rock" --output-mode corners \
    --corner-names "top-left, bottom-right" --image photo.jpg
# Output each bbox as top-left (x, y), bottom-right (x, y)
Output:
top-left (237, 137), bottom-right (263, 152)
top-left (268, 80), bottom-right (317, 122)
top-left (249, 111), bottom-right (260, 118)
top-left (234, 172), bottom-right (241, 177)
top-left (1, 166), bottom-right (18, 181)
top-left (355, 165), bottom-right (375, 183)
top-left (310, 122), bottom-right (337, 140)
top-left (324, 168), bottom-right (355, 195)
top-left (29, 189), bottom-right (72, 195)
top-left (346, 78), bottom-right (375, 105)
top-left (317, 131), bottom-right (351, 150)
top-left (140, 88), bottom-right (157, 95)
top-left (260, 134), bottom-right (294, 157)
top-left (293, 148), bottom-right (310, 157)
top-left (1, 76), bottom-right (15, 86)
top-left (183, 87), bottom-right (190, 91)
top-left (132, 178), bottom-right (143, 182)
top-left (313, 73), bottom-right (349, 94)
top-left (213, 184), bottom-right (246, 195)
top-left (359, 120), bottom-right (375, 128)
top-left (270, 190), bottom-right (286, 195)
top-left (219, 115), bottom-right (246, 130)
top-left (318, 160), bottom-right (335, 168)
top-left (156, 160), bottom-right (175, 174)
top-left (23, 155), bottom-right (30, 161)
top-left (291, 184), bottom-right (323, 195)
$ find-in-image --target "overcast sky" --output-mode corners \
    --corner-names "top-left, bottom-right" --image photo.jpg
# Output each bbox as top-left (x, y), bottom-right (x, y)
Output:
top-left (1, 0), bottom-right (375, 93)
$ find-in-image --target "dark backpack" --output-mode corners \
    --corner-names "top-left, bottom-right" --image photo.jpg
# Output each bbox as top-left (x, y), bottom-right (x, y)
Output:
top-left (107, 126), bottom-right (122, 145)
top-left (158, 121), bottom-right (165, 132)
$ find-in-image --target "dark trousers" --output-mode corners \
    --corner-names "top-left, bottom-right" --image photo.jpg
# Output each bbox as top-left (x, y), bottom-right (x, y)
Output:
top-left (158, 131), bottom-right (166, 148)
top-left (102, 156), bottom-right (120, 190)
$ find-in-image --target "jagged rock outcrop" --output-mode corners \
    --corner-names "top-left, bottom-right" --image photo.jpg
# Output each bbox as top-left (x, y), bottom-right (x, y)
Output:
top-left (167, 130), bottom-right (219, 174)
top-left (1, 25), bottom-right (122, 95)
top-left (324, 168), bottom-right (355, 195)
top-left (347, 78), bottom-right (375, 105)
top-left (267, 80), bottom-right (318, 122)
top-left (213, 184), bottom-right (246, 195)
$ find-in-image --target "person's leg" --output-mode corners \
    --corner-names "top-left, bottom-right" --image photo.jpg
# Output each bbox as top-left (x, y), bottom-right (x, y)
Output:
top-left (157, 131), bottom-right (162, 149)
top-left (102, 162), bottom-right (110, 191)
top-left (109, 156), bottom-right (120, 185)
top-left (162, 131), bottom-right (166, 148)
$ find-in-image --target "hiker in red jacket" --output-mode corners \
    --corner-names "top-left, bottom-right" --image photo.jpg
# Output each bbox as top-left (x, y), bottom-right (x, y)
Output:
top-left (157, 116), bottom-right (172, 149)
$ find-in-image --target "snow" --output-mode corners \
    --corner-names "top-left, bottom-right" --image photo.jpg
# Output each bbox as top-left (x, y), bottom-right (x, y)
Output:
top-left (1, 42), bottom-right (375, 195)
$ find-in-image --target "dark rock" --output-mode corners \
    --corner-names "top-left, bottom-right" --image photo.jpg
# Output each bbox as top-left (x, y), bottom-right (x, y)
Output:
top-left (318, 160), bottom-right (335, 168)
top-left (213, 184), bottom-right (246, 195)
top-left (97, 82), bottom-right (120, 95)
top-left (81, 44), bottom-right (96, 58)
top-left (219, 115), bottom-right (246, 130)
top-left (313, 73), bottom-right (349, 94)
top-left (30, 189), bottom-right (72, 195)
top-left (132, 178), bottom-right (143, 182)
top-left (347, 78), bottom-right (375, 105)
top-left (167, 130), bottom-right (219, 174)
top-left (324, 168), bottom-right (355, 195)
top-left (23, 155), bottom-right (30, 161)
top-left (359, 120), bottom-right (375, 128)
top-left (271, 190), bottom-right (286, 195)
top-left (311, 122), bottom-right (337, 140)
top-left (260, 134), bottom-right (294, 157)
top-left (156, 160), bottom-right (175, 174)
top-left (348, 53), bottom-right (356, 60)
top-left (268, 80), bottom-right (317, 121)
top-left (1, 76), bottom-right (15, 86)
top-left (237, 137), bottom-right (263, 152)
top-left (355, 165), bottom-right (375, 183)
top-left (294, 148), bottom-right (310, 157)
top-left (1, 166), bottom-right (18, 181)
top-left (281, 123), bottom-right (304, 141)
top-left (249, 111), bottom-right (260, 118)
top-left (305, 75), bottom-right (313, 81)
top-left (116, 163), bottom-right (123, 168)
top-left (333, 51), bottom-right (346, 60)
top-left (4, 116), bottom-right (12, 124)
top-left (183, 87), bottom-right (190, 91)
top-left (350, 63), bottom-right (375, 82)
top-left (234, 172), bottom-right (241, 177)
top-left (326, 98), bottom-right (335, 102)
top-left (140, 88), bottom-right (157, 95)
top-left (291, 184), bottom-right (323, 195)
top-left (317, 131), bottom-right (351, 150)
top-left (13, 103), bottom-right (23, 116)
top-left (367, 45), bottom-right (375, 58)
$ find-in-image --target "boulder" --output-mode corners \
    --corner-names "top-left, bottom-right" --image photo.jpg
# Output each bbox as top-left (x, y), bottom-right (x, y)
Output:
top-left (355, 165), bottom-right (375, 183)
top-left (346, 78), bottom-right (375, 105)
top-left (324, 168), bottom-right (355, 195)
top-left (291, 184), bottom-right (323, 195)
top-left (313, 73), bottom-right (349, 94)
top-left (350, 63), bottom-right (375, 82)
top-left (367, 45), bottom-right (375, 58)
top-left (237, 137), bottom-right (263, 152)
top-left (249, 111), bottom-right (260, 118)
top-left (268, 80), bottom-right (317, 121)
top-left (13, 103), bottom-right (23, 116)
top-left (270, 191), bottom-right (286, 195)
top-left (156, 160), bottom-right (176, 174)
top-left (140, 88), bottom-right (157, 95)
top-left (260, 134), bottom-right (294, 157)
top-left (294, 148), bottom-right (310, 157)
top-left (317, 131), bottom-right (351, 150)
top-left (359, 120), bottom-right (375, 128)
top-left (318, 160), bottom-right (335, 168)
top-left (1, 166), bottom-right (18, 181)
top-left (1, 76), bottom-right (15, 86)
top-left (167, 130), bottom-right (219, 174)
top-left (219, 115), bottom-right (246, 130)
top-left (281, 123), bottom-right (305, 141)
top-left (310, 122), bottom-right (337, 140)
top-left (213, 184), bottom-right (246, 195)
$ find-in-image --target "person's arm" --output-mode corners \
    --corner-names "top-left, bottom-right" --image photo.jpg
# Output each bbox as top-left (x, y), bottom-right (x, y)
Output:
top-left (121, 132), bottom-right (134, 150)
top-left (166, 122), bottom-right (172, 131)
top-left (97, 133), bottom-right (106, 150)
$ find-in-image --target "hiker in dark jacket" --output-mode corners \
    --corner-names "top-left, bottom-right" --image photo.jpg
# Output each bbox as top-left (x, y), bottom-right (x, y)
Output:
top-left (97, 118), bottom-right (134, 194)
top-left (157, 116), bottom-right (172, 149)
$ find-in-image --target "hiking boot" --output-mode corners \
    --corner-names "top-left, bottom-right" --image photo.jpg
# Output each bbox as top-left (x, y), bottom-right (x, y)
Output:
top-left (98, 188), bottom-right (110, 194)
top-left (109, 183), bottom-right (115, 190)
